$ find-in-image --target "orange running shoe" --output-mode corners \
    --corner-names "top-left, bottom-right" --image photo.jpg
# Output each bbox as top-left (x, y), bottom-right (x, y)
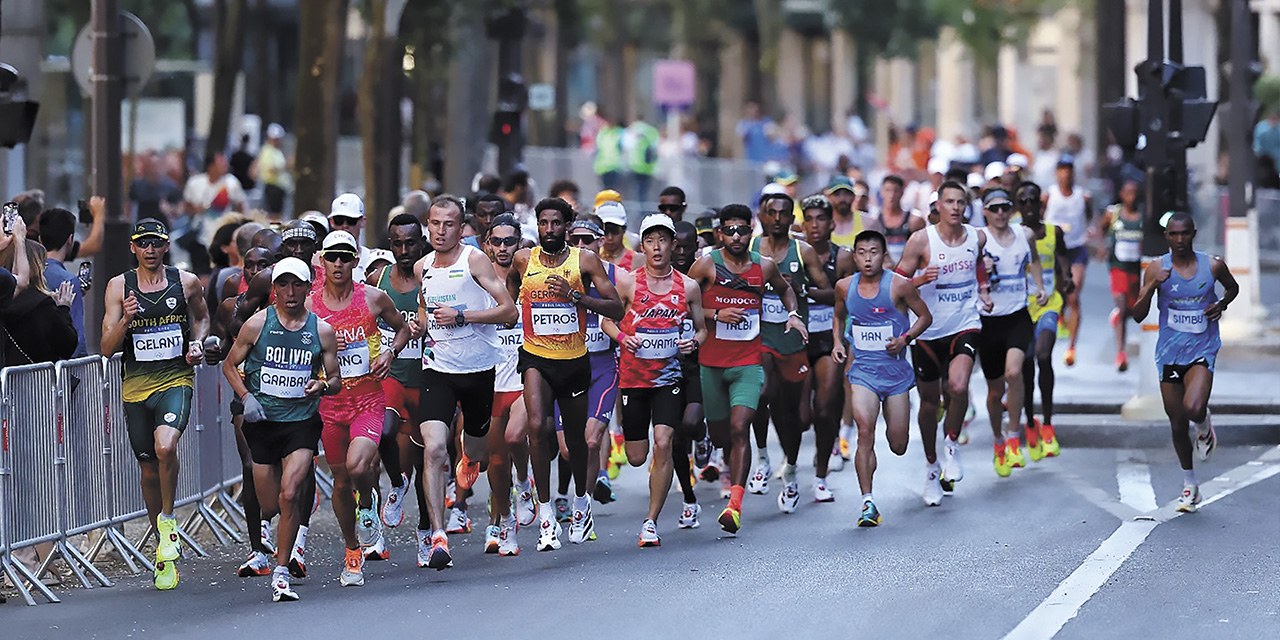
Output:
top-left (1116, 352), bottom-right (1128, 372)
top-left (1063, 347), bottom-right (1077, 367)
top-left (455, 453), bottom-right (481, 491)
top-left (1041, 424), bottom-right (1060, 457)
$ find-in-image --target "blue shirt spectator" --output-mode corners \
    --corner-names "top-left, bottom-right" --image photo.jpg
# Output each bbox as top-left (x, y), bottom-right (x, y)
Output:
top-left (1253, 112), bottom-right (1280, 168)
top-left (37, 207), bottom-right (87, 357)
top-left (736, 102), bottom-right (775, 163)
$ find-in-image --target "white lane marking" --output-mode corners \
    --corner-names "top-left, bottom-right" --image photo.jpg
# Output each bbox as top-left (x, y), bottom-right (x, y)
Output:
top-left (1004, 445), bottom-right (1280, 640)
top-left (1048, 469), bottom-right (1140, 522)
top-left (1116, 450), bottom-right (1158, 513)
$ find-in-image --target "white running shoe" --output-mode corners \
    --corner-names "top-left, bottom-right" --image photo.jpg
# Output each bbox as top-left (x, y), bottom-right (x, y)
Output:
top-left (446, 507), bottom-right (472, 534)
top-left (238, 550), bottom-right (272, 578)
top-left (259, 519), bottom-right (276, 555)
top-left (747, 462), bottom-right (770, 494)
top-left (777, 481), bottom-right (800, 514)
top-left (678, 502), bottom-right (701, 529)
top-left (537, 518), bottom-right (562, 551)
top-left (828, 451), bottom-right (845, 472)
top-left (569, 504), bottom-right (595, 544)
top-left (940, 437), bottom-right (964, 484)
top-left (924, 465), bottom-right (944, 506)
top-left (271, 569), bottom-right (299, 602)
top-left (363, 528), bottom-right (389, 561)
top-left (381, 474), bottom-right (409, 527)
top-left (1176, 484), bottom-right (1202, 513)
top-left (515, 486), bottom-right (537, 527)
top-left (1194, 410), bottom-right (1216, 462)
top-left (416, 530), bottom-right (431, 568)
top-left (638, 519), bottom-right (660, 547)
top-left (484, 524), bottom-right (501, 554)
top-left (356, 504), bottom-right (379, 548)
top-left (813, 478), bottom-right (834, 503)
top-left (498, 515), bottom-right (520, 556)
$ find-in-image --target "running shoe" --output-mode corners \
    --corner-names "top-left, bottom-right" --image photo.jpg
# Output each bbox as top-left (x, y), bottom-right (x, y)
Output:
top-left (156, 516), bottom-right (181, 562)
top-left (515, 486), bottom-right (537, 527)
top-left (356, 502), bottom-right (379, 548)
top-left (445, 479), bottom-right (457, 509)
top-left (154, 557), bottom-right (178, 590)
top-left (993, 444), bottom-right (1012, 478)
top-left (1116, 351), bottom-right (1129, 372)
top-left (456, 452), bottom-right (481, 492)
top-left (717, 506), bottom-right (740, 534)
top-left (1026, 421), bottom-right (1044, 462)
top-left (271, 569), bottom-right (299, 603)
top-left (1063, 346), bottom-right (1077, 367)
top-left (446, 507), bottom-right (472, 534)
top-left (858, 500), bottom-right (882, 527)
top-left (554, 497), bottom-right (571, 523)
top-left (1041, 424), bottom-right (1060, 458)
top-left (1057, 317), bottom-right (1070, 340)
top-left (1176, 484), bottom-right (1202, 513)
top-left (1109, 308), bottom-right (1121, 328)
top-left (238, 550), bottom-right (272, 577)
top-left (678, 502), bottom-right (701, 529)
top-left (569, 504), bottom-right (595, 544)
top-left (964, 404), bottom-right (976, 428)
top-left (416, 530), bottom-right (431, 568)
top-left (923, 465), bottom-right (944, 507)
top-left (593, 475), bottom-right (616, 504)
top-left (719, 473), bottom-right (731, 500)
top-left (381, 474), bottom-right (409, 527)
top-left (778, 481), bottom-right (801, 514)
top-left (812, 478), bottom-right (834, 503)
top-left (1194, 410), bottom-right (1216, 461)
top-left (288, 541), bottom-right (307, 578)
top-left (839, 437), bottom-right (852, 461)
top-left (537, 518), bottom-right (563, 551)
top-left (427, 532), bottom-right (453, 570)
top-left (940, 437), bottom-right (964, 483)
top-left (747, 461), bottom-right (770, 495)
top-left (1006, 437), bottom-right (1026, 469)
top-left (364, 525), bottom-right (389, 561)
top-left (484, 524), bottom-right (501, 554)
top-left (957, 424), bottom-right (970, 446)
top-left (638, 519), bottom-right (661, 547)
top-left (609, 433), bottom-right (628, 466)
top-left (694, 436), bottom-right (713, 469)
top-left (498, 515), bottom-right (520, 556)
top-left (340, 548), bottom-right (364, 586)
top-left (700, 449), bottom-right (722, 481)
top-left (828, 450), bottom-right (845, 472)
top-left (260, 519), bottom-right (276, 555)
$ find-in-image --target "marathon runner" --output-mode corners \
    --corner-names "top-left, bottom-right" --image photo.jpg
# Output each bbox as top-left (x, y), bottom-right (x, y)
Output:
top-left (1099, 179), bottom-right (1144, 372)
top-left (658, 186), bottom-right (688, 222)
top-left (748, 192), bottom-right (832, 510)
top-left (312, 230), bottom-right (411, 586)
top-left (976, 189), bottom-right (1047, 477)
top-left (688, 204), bottom-right (807, 533)
top-left (597, 200), bottom-right (640, 269)
top-left (832, 230), bottom-right (932, 526)
top-left (221, 257), bottom-right (341, 602)
top-left (329, 193), bottom-right (383, 281)
top-left (671, 220), bottom-right (712, 523)
top-left (101, 218), bottom-right (210, 590)
top-left (1041, 155), bottom-right (1093, 366)
top-left (414, 195), bottom-right (517, 569)
top-left (865, 175), bottom-right (926, 268)
top-left (895, 180), bottom-right (993, 504)
top-left (604, 214), bottom-right (706, 546)
top-left (1017, 183), bottom-right (1066, 460)
top-left (825, 176), bottom-right (864, 248)
top-left (507, 197), bottom-right (623, 549)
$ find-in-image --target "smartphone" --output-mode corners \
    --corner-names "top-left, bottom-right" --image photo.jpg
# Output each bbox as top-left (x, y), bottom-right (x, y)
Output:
top-left (2, 201), bottom-right (17, 235)
top-left (78, 199), bottom-right (93, 225)
top-left (78, 261), bottom-right (92, 291)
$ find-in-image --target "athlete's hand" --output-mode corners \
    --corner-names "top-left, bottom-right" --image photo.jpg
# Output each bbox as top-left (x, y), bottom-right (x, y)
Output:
top-left (1205, 300), bottom-right (1228, 322)
top-left (677, 339), bottom-right (698, 355)
top-left (304, 379), bottom-right (327, 398)
top-left (620, 334), bottom-right (642, 353)
top-left (545, 274), bottom-right (574, 301)
top-left (185, 340), bottom-right (204, 366)
top-left (1035, 287), bottom-right (1049, 307)
top-left (978, 292), bottom-right (994, 314)
top-left (122, 291), bottom-right (140, 321)
top-left (203, 337), bottom-right (224, 366)
top-left (918, 266), bottom-right (939, 285)
top-left (430, 305), bottom-right (461, 328)
top-left (371, 351), bottom-right (394, 379)
top-left (716, 307), bottom-right (746, 324)
top-left (832, 342), bottom-right (848, 364)
top-left (408, 317), bottom-right (427, 340)
top-left (241, 394), bottom-right (266, 423)
top-left (1153, 266), bottom-right (1172, 285)
top-left (335, 333), bottom-right (348, 350)
top-left (1058, 277), bottom-right (1076, 296)
top-left (885, 334), bottom-right (909, 355)
top-left (784, 315), bottom-right (809, 343)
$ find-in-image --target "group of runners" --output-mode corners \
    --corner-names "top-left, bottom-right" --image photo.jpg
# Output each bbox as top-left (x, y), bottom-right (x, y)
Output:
top-left (102, 173), bottom-right (1238, 602)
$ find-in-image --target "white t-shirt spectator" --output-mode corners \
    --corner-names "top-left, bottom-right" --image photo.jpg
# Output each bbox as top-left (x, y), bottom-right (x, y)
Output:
top-left (184, 173), bottom-right (246, 216)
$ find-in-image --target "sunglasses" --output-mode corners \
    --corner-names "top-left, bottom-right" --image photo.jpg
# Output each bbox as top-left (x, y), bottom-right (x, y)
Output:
top-left (133, 237), bottom-right (166, 249)
top-left (657, 204), bottom-right (685, 213)
top-left (322, 251), bottom-right (357, 264)
top-left (570, 235), bottom-right (598, 246)
top-left (330, 215), bottom-right (361, 227)
top-left (488, 236), bottom-right (519, 247)
top-left (986, 204), bottom-right (1013, 213)
top-left (1018, 197), bottom-right (1040, 204)
top-left (719, 225), bottom-right (752, 237)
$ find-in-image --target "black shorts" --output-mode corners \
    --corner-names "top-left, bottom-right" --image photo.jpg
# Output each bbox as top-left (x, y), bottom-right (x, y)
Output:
top-left (419, 367), bottom-right (496, 437)
top-left (806, 330), bottom-right (835, 366)
top-left (1160, 357), bottom-right (1214, 384)
top-left (680, 359), bottom-right (702, 405)
top-left (978, 310), bottom-right (1035, 379)
top-left (911, 330), bottom-right (979, 383)
top-left (620, 385), bottom-right (685, 441)
top-left (123, 385), bottom-right (193, 461)
top-left (244, 416), bottom-right (323, 465)
top-left (517, 348), bottom-right (591, 400)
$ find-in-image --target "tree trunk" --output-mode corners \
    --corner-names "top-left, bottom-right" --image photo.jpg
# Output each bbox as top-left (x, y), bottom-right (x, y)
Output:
top-left (254, 0), bottom-right (277, 126)
top-left (293, 0), bottom-right (348, 213)
top-left (443, 4), bottom-right (494, 194)
top-left (752, 0), bottom-right (784, 117)
top-left (360, 0), bottom-right (405, 247)
top-left (207, 0), bottom-right (248, 157)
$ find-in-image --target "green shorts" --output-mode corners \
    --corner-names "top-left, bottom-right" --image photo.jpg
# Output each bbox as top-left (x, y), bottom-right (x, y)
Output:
top-left (699, 364), bottom-right (764, 423)
top-left (123, 385), bottom-right (193, 461)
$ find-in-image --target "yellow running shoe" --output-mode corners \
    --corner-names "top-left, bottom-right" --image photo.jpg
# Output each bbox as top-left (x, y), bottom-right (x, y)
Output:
top-left (1025, 421), bottom-right (1043, 462)
top-left (839, 438), bottom-right (851, 459)
top-left (154, 558), bottom-right (178, 590)
top-left (1063, 346), bottom-right (1076, 367)
top-left (993, 444), bottom-right (1012, 478)
top-left (608, 435), bottom-right (627, 466)
top-left (1006, 437), bottom-right (1026, 468)
top-left (1041, 424), bottom-right (1060, 458)
top-left (717, 507), bottom-right (741, 534)
top-left (156, 516), bottom-right (181, 562)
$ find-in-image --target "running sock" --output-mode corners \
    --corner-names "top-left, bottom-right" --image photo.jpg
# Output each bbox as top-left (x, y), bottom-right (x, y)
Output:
top-left (757, 447), bottom-right (770, 465)
top-left (781, 463), bottom-right (796, 484)
top-left (159, 512), bottom-right (175, 521)
top-left (434, 528), bottom-right (447, 539)
top-left (862, 492), bottom-right (873, 504)
top-left (839, 422), bottom-right (853, 443)
top-left (538, 501), bottom-right (552, 522)
top-left (728, 485), bottom-right (745, 511)
top-left (596, 470), bottom-right (609, 481)
top-left (515, 478), bottom-right (532, 493)
top-left (1183, 469), bottom-right (1197, 486)
top-left (295, 525), bottom-right (308, 550)
top-left (573, 494), bottom-right (590, 513)
top-left (273, 564), bottom-right (289, 579)
top-left (1026, 425), bottom-right (1040, 446)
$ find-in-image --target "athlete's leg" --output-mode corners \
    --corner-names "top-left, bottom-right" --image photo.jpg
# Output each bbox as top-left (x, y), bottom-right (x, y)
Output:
top-left (851, 385), bottom-right (883, 496)
top-left (811, 355), bottom-right (841, 478)
top-left (274, 449), bottom-right (314, 568)
top-left (1066, 262), bottom-right (1086, 349)
top-left (557, 392), bottom-right (591, 496)
top-left (329, 459), bottom-right (360, 549)
top-left (728, 405), bottom-right (756, 487)
top-left (916, 379), bottom-right (942, 463)
top-left (1036, 331), bottom-right (1057, 425)
top-left (235, 416), bottom-right (268, 553)
top-left (585, 416), bottom-right (608, 484)
top-left (488, 411), bottom-right (513, 525)
top-left (752, 352), bottom-right (776, 454)
top-left (882, 392), bottom-right (911, 457)
top-left (671, 434), bottom-right (697, 503)
top-left (645, 425), bottom-right (676, 522)
top-left (154, 425), bottom-right (183, 516)
top-left (522, 368), bottom-right (555, 503)
top-left (380, 409), bottom-right (406, 489)
top-left (1181, 366), bottom-right (1214, 426)
top-left (1112, 290), bottom-right (1128, 356)
top-left (1160, 382), bottom-right (1193, 472)
top-left (798, 372), bottom-right (814, 431)
top-left (346, 436), bottom-right (380, 511)
top-left (773, 377), bottom-right (806, 467)
top-left (943, 356), bottom-right (975, 440)
top-left (420, 419), bottom-right (452, 533)
top-left (252, 463), bottom-right (282, 536)
top-left (1022, 350), bottom-right (1037, 427)
top-left (1003, 347), bottom-right (1027, 432)
top-left (504, 398), bottom-right (530, 486)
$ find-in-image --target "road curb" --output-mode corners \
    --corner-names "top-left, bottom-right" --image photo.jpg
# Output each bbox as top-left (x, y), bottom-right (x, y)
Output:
top-left (1055, 401), bottom-right (1280, 415)
top-left (1048, 414), bottom-right (1280, 449)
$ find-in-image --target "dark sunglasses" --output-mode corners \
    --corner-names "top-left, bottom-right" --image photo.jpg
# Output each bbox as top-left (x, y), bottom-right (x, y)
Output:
top-left (1018, 197), bottom-right (1040, 205)
top-left (719, 225), bottom-right (752, 237)
top-left (133, 238), bottom-right (166, 249)
top-left (657, 204), bottom-right (685, 213)
top-left (488, 236), bottom-right (519, 247)
top-left (330, 215), bottom-right (361, 227)
top-left (570, 235), bottom-right (598, 246)
top-left (986, 204), bottom-right (1013, 213)
top-left (322, 251), bottom-right (357, 264)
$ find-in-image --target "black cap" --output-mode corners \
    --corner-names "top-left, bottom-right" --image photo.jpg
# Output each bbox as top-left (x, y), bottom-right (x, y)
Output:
top-left (132, 218), bottom-right (169, 241)
top-left (694, 215), bottom-right (715, 235)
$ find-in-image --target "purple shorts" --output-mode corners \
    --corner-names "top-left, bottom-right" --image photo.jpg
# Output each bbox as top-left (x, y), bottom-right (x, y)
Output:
top-left (555, 350), bottom-right (618, 431)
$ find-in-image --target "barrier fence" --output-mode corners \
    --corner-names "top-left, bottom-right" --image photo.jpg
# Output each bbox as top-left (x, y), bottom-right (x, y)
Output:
top-left (0, 355), bottom-right (250, 606)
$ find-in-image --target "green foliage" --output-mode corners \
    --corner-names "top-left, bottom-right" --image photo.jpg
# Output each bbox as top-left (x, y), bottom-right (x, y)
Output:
top-left (1256, 75), bottom-right (1280, 115)
top-left (45, 0), bottom-right (199, 59)
top-left (829, 0), bottom-right (939, 59)
top-left (926, 0), bottom-right (1070, 60)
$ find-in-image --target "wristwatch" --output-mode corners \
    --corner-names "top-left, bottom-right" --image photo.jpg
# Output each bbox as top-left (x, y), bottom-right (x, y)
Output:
top-left (455, 308), bottom-right (467, 326)
top-left (570, 290), bottom-right (583, 303)
top-left (787, 310), bottom-right (801, 319)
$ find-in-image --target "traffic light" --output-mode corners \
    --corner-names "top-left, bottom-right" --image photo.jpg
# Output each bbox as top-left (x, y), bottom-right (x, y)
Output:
top-left (490, 109), bottom-right (521, 145)
top-left (0, 63), bottom-right (39, 149)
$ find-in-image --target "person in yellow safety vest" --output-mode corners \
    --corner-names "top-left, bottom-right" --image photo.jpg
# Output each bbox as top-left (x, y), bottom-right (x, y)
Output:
top-left (626, 119), bottom-right (661, 203)
top-left (594, 116), bottom-right (625, 194)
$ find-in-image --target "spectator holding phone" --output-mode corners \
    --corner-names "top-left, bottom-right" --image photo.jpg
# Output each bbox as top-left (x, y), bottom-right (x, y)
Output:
top-left (40, 205), bottom-right (89, 357)
top-left (1, 238), bottom-right (77, 365)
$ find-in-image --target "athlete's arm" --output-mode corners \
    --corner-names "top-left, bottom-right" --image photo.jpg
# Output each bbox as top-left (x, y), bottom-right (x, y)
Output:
top-left (219, 272), bottom-right (242, 302)
top-left (231, 267), bottom-right (272, 339)
top-left (181, 271), bottom-right (211, 364)
top-left (459, 249), bottom-right (518, 325)
top-left (365, 264), bottom-right (387, 287)
top-left (1026, 230), bottom-right (1048, 306)
top-left (100, 275), bottom-right (134, 355)
top-left (891, 273), bottom-right (933, 355)
top-left (1205, 256), bottom-right (1239, 322)
top-left (683, 275), bottom-right (707, 353)
top-left (506, 249), bottom-right (528, 304)
top-left (602, 270), bottom-right (635, 348)
top-left (831, 276), bottom-right (850, 364)
top-left (309, 320), bottom-right (343, 397)
top-left (222, 310), bottom-right (265, 402)
top-left (1053, 231), bottom-right (1074, 295)
top-left (974, 231), bottom-right (994, 313)
top-left (763, 256), bottom-right (808, 341)
top-left (799, 242), bottom-right (834, 305)
top-left (687, 254), bottom-right (724, 323)
top-left (1131, 259), bottom-right (1170, 322)
top-left (895, 229), bottom-right (935, 287)
top-left (835, 248), bottom-right (856, 281)
top-left (368, 288), bottom-right (408, 379)
top-left (575, 251), bottom-right (624, 321)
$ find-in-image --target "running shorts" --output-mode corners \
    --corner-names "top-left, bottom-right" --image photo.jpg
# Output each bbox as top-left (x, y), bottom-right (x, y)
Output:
top-left (700, 364), bottom-right (764, 423)
top-left (245, 416), bottom-right (323, 465)
top-left (910, 330), bottom-right (979, 383)
top-left (1160, 356), bottom-right (1215, 384)
top-left (320, 388), bottom-right (385, 466)
top-left (806, 330), bottom-right (835, 367)
top-left (620, 385), bottom-right (684, 441)
top-left (382, 377), bottom-right (421, 436)
top-left (847, 359), bottom-right (915, 401)
top-left (764, 346), bottom-right (810, 384)
top-left (123, 385), bottom-right (193, 461)
top-left (418, 367), bottom-right (496, 437)
top-left (517, 348), bottom-right (591, 400)
top-left (680, 359), bottom-right (702, 405)
top-left (1033, 310), bottom-right (1060, 344)
top-left (1109, 268), bottom-right (1141, 310)
top-left (588, 350), bottom-right (619, 424)
top-left (979, 309), bottom-right (1034, 380)
top-left (1064, 245), bottom-right (1089, 266)
top-left (492, 390), bottom-right (523, 420)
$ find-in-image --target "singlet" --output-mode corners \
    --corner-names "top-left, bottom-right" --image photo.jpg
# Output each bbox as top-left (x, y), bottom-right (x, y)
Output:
top-left (585, 262), bottom-right (618, 355)
top-left (376, 267), bottom-right (422, 386)
top-left (830, 211), bottom-right (865, 248)
top-left (420, 245), bottom-right (500, 374)
top-left (1044, 185), bottom-right (1088, 249)
top-left (750, 237), bottom-right (809, 355)
top-left (495, 320), bottom-right (524, 392)
top-left (701, 250), bottom-right (763, 368)
top-left (619, 268), bottom-right (690, 388)
top-left (244, 307), bottom-right (322, 422)
top-left (981, 224), bottom-right (1032, 317)
top-left (868, 210), bottom-right (916, 264)
top-left (310, 282), bottom-right (382, 394)
top-left (122, 267), bottom-right (192, 403)
top-left (1156, 251), bottom-right (1220, 367)
top-left (807, 246), bottom-right (840, 334)
top-left (917, 224), bottom-right (981, 341)
top-left (845, 270), bottom-right (911, 369)
top-left (520, 246), bottom-right (587, 360)
top-left (1107, 206), bottom-right (1143, 272)
top-left (1027, 224), bottom-right (1064, 320)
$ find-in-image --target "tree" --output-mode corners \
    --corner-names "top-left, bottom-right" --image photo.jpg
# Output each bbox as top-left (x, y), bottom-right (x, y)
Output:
top-left (359, 0), bottom-right (408, 245)
top-left (829, 0), bottom-right (941, 119)
top-left (206, 0), bottom-right (248, 159)
top-left (294, 0), bottom-right (349, 213)
top-left (927, 0), bottom-right (1070, 61)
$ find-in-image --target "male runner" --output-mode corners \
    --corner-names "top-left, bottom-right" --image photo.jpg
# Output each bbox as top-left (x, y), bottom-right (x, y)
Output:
top-left (1018, 184), bottom-right (1066, 460)
top-left (312, 230), bottom-right (411, 585)
top-left (605, 214), bottom-right (706, 546)
top-left (976, 189), bottom-right (1046, 477)
top-left (222, 257), bottom-right (341, 602)
top-left (671, 220), bottom-right (712, 522)
top-left (507, 197), bottom-right (623, 549)
top-left (689, 204), bottom-right (807, 533)
top-left (865, 175), bottom-right (926, 268)
top-left (1099, 179), bottom-right (1143, 371)
top-left (1042, 155), bottom-right (1093, 365)
top-left (749, 193), bottom-right (832, 510)
top-left (101, 219), bottom-right (210, 590)
top-left (825, 176), bottom-right (864, 248)
top-left (1132, 212), bottom-right (1237, 512)
top-left (597, 200), bottom-right (639, 269)
top-left (414, 195), bottom-right (517, 569)
top-left (832, 231), bottom-right (931, 526)
top-left (658, 186), bottom-right (688, 222)
top-left (895, 181), bottom-right (993, 505)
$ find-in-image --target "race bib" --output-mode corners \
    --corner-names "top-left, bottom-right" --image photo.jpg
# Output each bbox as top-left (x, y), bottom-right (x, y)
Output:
top-left (132, 324), bottom-right (184, 362)
top-left (679, 318), bottom-right (696, 342)
top-left (808, 305), bottom-right (834, 334)
top-left (259, 362), bottom-right (310, 399)
top-left (635, 326), bottom-right (680, 360)
top-left (1168, 308), bottom-right (1208, 334)
top-left (1114, 239), bottom-right (1140, 263)
top-left (337, 340), bottom-right (371, 378)
top-left (716, 309), bottom-right (759, 341)
top-left (585, 314), bottom-right (611, 352)
top-left (851, 324), bottom-right (895, 351)
top-left (425, 305), bottom-right (474, 342)
top-left (380, 327), bottom-right (421, 360)
top-left (761, 294), bottom-right (788, 323)
top-left (531, 303), bottom-right (579, 336)
top-left (497, 323), bottom-right (524, 350)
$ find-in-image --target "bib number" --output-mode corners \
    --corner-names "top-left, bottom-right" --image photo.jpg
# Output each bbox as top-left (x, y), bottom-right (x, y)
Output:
top-left (497, 324), bottom-right (524, 350)
top-left (761, 294), bottom-right (788, 324)
top-left (851, 324), bottom-right (895, 351)
top-left (132, 324), bottom-right (184, 362)
top-left (531, 303), bottom-right (579, 336)
top-left (716, 310), bottom-right (759, 342)
top-left (1168, 308), bottom-right (1208, 334)
top-left (338, 341), bottom-right (371, 378)
top-left (425, 304), bottom-right (474, 342)
top-left (1114, 239), bottom-right (1140, 263)
top-left (380, 327), bottom-right (421, 360)
top-left (635, 326), bottom-right (680, 360)
top-left (585, 314), bottom-right (611, 352)
top-left (260, 363), bottom-right (310, 399)
top-left (808, 305), bottom-right (834, 334)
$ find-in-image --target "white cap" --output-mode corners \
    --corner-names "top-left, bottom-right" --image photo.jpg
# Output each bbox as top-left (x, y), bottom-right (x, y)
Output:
top-left (595, 201), bottom-right (627, 227)
top-left (966, 172), bottom-right (985, 189)
top-left (983, 162), bottom-right (1006, 181)
top-left (272, 257), bottom-right (313, 283)
top-left (928, 191), bottom-right (939, 206)
top-left (760, 182), bottom-right (788, 196)
top-left (300, 211), bottom-right (329, 232)
top-left (266, 123), bottom-right (285, 139)
top-left (639, 213), bottom-right (675, 239)
top-left (329, 193), bottom-right (365, 219)
top-left (321, 230), bottom-right (359, 253)
top-left (367, 248), bottom-right (394, 265)
top-left (927, 156), bottom-right (950, 175)
top-left (1005, 153), bottom-right (1028, 169)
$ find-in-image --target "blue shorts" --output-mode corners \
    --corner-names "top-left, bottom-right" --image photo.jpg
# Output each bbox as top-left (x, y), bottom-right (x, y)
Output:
top-left (1065, 245), bottom-right (1089, 266)
top-left (847, 359), bottom-right (915, 401)
top-left (1033, 311), bottom-right (1060, 345)
top-left (555, 350), bottom-right (618, 431)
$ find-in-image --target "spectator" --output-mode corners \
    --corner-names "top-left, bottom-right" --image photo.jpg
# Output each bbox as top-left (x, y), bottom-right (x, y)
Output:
top-left (625, 118), bottom-right (660, 202)
top-left (183, 151), bottom-right (247, 274)
top-left (38, 206), bottom-right (88, 357)
top-left (258, 123), bottom-right (292, 215)
top-left (500, 170), bottom-right (532, 221)
top-left (593, 112), bottom-right (625, 192)
top-left (207, 218), bottom-right (247, 311)
top-left (1031, 123), bottom-right (1060, 189)
top-left (1, 240), bottom-right (77, 365)
top-left (403, 190), bottom-right (431, 225)
top-left (0, 265), bottom-right (13, 369)
top-left (1065, 132), bottom-right (1095, 180)
top-left (978, 125), bottom-right (1014, 166)
top-left (129, 152), bottom-right (183, 226)
top-left (736, 101), bottom-right (774, 163)
top-left (14, 189), bottom-right (43, 241)
top-left (1254, 109), bottom-right (1280, 171)
top-left (228, 133), bottom-right (257, 192)
top-left (548, 179), bottom-right (580, 212)
top-left (474, 173), bottom-right (501, 195)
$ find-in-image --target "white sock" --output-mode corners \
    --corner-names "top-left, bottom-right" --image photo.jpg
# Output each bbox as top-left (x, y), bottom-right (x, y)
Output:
top-left (538, 502), bottom-right (552, 522)
top-left (757, 447), bottom-right (770, 464)
top-left (434, 528), bottom-right (447, 539)
top-left (1183, 469), bottom-right (1197, 486)
top-left (781, 463), bottom-right (797, 484)
top-left (573, 494), bottom-right (590, 512)
top-left (295, 525), bottom-right (308, 549)
top-left (159, 512), bottom-right (175, 521)
top-left (273, 564), bottom-right (289, 578)
top-left (840, 423), bottom-right (853, 442)
top-left (862, 492), bottom-right (874, 503)
top-left (516, 477), bottom-right (531, 492)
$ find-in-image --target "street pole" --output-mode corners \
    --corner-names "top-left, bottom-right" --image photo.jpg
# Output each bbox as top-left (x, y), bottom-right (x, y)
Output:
top-left (1222, 0), bottom-right (1266, 339)
top-left (87, 0), bottom-right (128, 355)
